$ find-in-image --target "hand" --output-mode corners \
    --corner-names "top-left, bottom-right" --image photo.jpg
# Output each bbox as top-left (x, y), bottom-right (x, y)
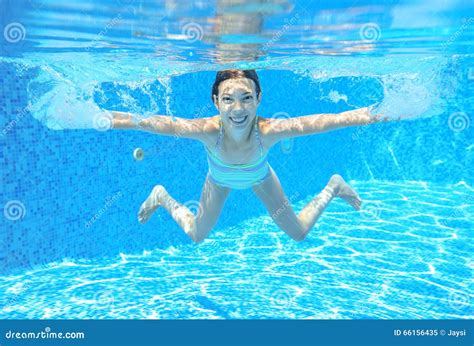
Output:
top-left (367, 104), bottom-right (403, 123)
top-left (111, 111), bottom-right (145, 129)
top-left (371, 113), bottom-right (391, 123)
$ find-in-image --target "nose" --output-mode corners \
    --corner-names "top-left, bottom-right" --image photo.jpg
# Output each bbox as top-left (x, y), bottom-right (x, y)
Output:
top-left (232, 100), bottom-right (244, 113)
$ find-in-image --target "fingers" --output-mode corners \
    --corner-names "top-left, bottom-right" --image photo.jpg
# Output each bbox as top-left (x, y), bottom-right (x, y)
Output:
top-left (372, 114), bottom-right (391, 123)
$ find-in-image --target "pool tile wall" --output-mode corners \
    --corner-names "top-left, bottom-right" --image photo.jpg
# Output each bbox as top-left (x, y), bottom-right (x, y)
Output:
top-left (1, 64), bottom-right (472, 274)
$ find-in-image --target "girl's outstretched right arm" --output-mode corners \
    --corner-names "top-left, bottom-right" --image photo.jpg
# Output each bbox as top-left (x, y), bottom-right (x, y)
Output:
top-left (110, 111), bottom-right (214, 142)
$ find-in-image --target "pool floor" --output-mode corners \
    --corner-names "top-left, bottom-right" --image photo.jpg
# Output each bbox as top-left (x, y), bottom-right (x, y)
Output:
top-left (1, 180), bottom-right (472, 319)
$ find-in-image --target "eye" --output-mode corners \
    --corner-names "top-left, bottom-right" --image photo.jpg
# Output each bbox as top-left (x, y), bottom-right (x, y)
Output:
top-left (222, 96), bottom-right (232, 103)
top-left (244, 95), bottom-right (253, 100)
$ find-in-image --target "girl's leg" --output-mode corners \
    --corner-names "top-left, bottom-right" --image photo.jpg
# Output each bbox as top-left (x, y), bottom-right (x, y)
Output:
top-left (252, 166), bottom-right (361, 241)
top-left (138, 172), bottom-right (231, 242)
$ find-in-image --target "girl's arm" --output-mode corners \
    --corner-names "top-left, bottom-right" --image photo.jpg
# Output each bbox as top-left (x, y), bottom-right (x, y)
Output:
top-left (264, 107), bottom-right (391, 143)
top-left (110, 111), bottom-right (213, 142)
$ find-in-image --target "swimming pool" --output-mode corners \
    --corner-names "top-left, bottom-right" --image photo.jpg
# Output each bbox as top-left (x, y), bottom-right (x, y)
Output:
top-left (1, 0), bottom-right (473, 320)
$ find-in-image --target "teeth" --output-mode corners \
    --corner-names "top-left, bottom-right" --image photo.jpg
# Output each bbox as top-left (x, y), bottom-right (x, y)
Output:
top-left (231, 116), bottom-right (247, 124)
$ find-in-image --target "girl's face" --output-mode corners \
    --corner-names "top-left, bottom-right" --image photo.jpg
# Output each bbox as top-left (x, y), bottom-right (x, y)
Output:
top-left (213, 77), bottom-right (261, 131)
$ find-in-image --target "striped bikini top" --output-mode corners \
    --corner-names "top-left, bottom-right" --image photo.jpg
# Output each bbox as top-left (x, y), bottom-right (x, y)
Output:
top-left (204, 116), bottom-right (270, 189)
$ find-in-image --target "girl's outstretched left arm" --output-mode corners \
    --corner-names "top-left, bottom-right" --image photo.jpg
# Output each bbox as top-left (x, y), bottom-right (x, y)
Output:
top-left (264, 107), bottom-right (391, 144)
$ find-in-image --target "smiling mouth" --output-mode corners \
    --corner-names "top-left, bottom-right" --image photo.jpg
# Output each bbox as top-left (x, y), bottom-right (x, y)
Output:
top-left (229, 116), bottom-right (248, 125)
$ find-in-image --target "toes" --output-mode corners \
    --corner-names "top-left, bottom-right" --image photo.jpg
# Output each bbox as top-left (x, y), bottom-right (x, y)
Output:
top-left (138, 207), bottom-right (148, 224)
top-left (138, 213), bottom-right (148, 224)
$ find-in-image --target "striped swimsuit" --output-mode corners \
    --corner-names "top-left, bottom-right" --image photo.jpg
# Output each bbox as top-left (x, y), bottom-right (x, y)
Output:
top-left (205, 116), bottom-right (271, 189)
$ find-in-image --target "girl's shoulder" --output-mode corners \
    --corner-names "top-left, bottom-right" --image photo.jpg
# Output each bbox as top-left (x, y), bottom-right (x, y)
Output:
top-left (255, 115), bottom-right (272, 136)
top-left (255, 116), bottom-right (280, 150)
top-left (197, 115), bottom-right (221, 148)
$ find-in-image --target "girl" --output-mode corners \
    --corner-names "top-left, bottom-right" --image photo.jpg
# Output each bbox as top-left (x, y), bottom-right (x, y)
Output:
top-left (111, 69), bottom-right (387, 243)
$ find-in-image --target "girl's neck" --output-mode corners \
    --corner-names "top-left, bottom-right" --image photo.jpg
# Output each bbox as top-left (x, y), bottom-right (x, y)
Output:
top-left (222, 116), bottom-right (257, 149)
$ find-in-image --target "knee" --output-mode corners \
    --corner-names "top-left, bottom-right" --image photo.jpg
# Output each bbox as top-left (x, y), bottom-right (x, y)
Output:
top-left (190, 224), bottom-right (212, 244)
top-left (193, 237), bottom-right (205, 244)
top-left (153, 184), bottom-right (165, 193)
top-left (152, 184), bottom-right (166, 199)
top-left (292, 233), bottom-right (307, 242)
top-left (189, 231), bottom-right (205, 243)
top-left (277, 224), bottom-right (306, 242)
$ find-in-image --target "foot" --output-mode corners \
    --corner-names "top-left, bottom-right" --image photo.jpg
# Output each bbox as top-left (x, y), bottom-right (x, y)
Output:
top-left (329, 174), bottom-right (362, 210)
top-left (138, 185), bottom-right (166, 224)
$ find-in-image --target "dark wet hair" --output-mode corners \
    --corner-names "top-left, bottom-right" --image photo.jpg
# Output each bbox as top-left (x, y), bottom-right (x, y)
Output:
top-left (211, 69), bottom-right (261, 102)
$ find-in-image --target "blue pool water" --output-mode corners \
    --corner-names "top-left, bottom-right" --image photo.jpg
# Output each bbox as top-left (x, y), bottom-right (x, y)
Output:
top-left (1, 0), bottom-right (473, 319)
